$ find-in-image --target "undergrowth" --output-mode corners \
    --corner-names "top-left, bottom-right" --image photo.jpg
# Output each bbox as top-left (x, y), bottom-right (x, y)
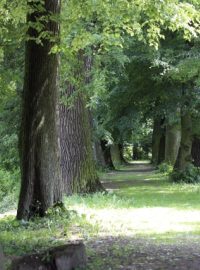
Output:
top-left (158, 162), bottom-right (173, 175)
top-left (0, 206), bottom-right (99, 258)
top-left (0, 169), bottom-right (20, 213)
top-left (170, 164), bottom-right (200, 184)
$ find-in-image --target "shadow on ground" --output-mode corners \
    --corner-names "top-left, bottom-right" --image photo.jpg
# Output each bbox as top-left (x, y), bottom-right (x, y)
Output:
top-left (101, 163), bottom-right (200, 209)
top-left (103, 179), bottom-right (161, 190)
top-left (86, 235), bottom-right (200, 270)
top-left (115, 162), bottom-right (155, 173)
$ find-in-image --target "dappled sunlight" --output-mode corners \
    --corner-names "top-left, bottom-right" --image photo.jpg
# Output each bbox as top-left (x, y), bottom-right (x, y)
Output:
top-left (0, 210), bottom-right (16, 219)
top-left (70, 205), bottom-right (200, 239)
top-left (102, 172), bottom-right (165, 182)
top-left (65, 164), bottom-right (200, 241)
top-left (129, 161), bottom-right (151, 164)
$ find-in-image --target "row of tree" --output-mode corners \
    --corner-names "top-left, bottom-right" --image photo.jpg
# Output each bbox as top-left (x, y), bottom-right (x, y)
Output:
top-left (0, 0), bottom-right (200, 220)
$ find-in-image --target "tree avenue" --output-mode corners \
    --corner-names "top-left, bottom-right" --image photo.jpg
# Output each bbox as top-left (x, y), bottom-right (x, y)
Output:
top-left (2, 2), bottom-right (200, 268)
top-left (0, 0), bottom-right (199, 222)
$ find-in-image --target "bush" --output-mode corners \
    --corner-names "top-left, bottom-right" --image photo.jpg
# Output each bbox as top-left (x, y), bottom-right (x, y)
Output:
top-left (158, 162), bottom-right (173, 174)
top-left (0, 168), bottom-right (20, 212)
top-left (170, 164), bottom-right (200, 183)
top-left (0, 96), bottom-right (20, 171)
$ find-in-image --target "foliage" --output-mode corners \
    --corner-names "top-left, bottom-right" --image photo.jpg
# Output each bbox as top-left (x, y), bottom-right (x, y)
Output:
top-left (61, 0), bottom-right (200, 53)
top-left (0, 96), bottom-right (21, 171)
top-left (0, 1), bottom-right (24, 171)
top-left (123, 145), bottom-right (133, 161)
top-left (158, 162), bottom-right (173, 174)
top-left (170, 164), bottom-right (200, 183)
top-left (0, 169), bottom-right (20, 213)
top-left (59, 0), bottom-right (200, 134)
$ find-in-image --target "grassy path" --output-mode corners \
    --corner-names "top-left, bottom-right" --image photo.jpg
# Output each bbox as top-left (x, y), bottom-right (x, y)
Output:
top-left (84, 162), bottom-right (200, 269)
top-left (1, 162), bottom-right (200, 269)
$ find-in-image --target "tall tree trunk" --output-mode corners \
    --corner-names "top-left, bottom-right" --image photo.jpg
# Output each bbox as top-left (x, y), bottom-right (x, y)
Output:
top-left (60, 90), bottom-right (103, 194)
top-left (87, 100), bottom-right (106, 169)
top-left (119, 143), bottom-right (127, 164)
top-left (60, 55), bottom-right (104, 194)
top-left (158, 132), bottom-right (165, 164)
top-left (174, 112), bottom-right (192, 171)
top-left (165, 123), bottom-right (181, 166)
top-left (110, 144), bottom-right (121, 167)
top-left (151, 118), bottom-right (163, 165)
top-left (192, 137), bottom-right (200, 167)
top-left (93, 139), bottom-right (106, 168)
top-left (101, 140), bottom-right (115, 170)
top-left (17, 0), bottom-right (63, 220)
top-left (132, 143), bottom-right (141, 160)
top-left (191, 118), bottom-right (200, 167)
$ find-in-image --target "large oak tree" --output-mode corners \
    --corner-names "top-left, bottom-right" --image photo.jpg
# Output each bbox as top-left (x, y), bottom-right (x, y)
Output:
top-left (17, 0), bottom-right (63, 220)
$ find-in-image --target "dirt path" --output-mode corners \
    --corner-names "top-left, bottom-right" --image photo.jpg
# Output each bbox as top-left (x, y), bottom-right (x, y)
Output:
top-left (87, 236), bottom-right (200, 270)
top-left (86, 163), bottom-right (200, 270)
top-left (103, 162), bottom-right (156, 190)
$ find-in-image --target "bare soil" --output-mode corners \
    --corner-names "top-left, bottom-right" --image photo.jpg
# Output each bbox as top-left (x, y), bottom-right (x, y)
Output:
top-left (87, 236), bottom-right (200, 270)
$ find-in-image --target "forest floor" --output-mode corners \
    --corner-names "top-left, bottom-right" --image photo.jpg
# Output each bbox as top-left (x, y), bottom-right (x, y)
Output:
top-left (1, 162), bottom-right (200, 269)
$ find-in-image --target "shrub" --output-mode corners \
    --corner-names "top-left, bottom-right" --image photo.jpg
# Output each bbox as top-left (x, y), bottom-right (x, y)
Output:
top-left (170, 164), bottom-right (200, 184)
top-left (158, 162), bottom-right (173, 174)
top-left (0, 168), bottom-right (20, 212)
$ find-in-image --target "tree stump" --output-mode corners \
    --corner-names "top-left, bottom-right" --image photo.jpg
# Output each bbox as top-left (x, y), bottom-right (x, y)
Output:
top-left (11, 242), bottom-right (87, 270)
top-left (0, 245), bottom-right (5, 270)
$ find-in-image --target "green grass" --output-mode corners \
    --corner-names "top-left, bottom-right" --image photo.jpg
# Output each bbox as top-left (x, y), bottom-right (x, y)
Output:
top-left (65, 167), bottom-right (200, 240)
top-left (1, 163), bottom-right (200, 268)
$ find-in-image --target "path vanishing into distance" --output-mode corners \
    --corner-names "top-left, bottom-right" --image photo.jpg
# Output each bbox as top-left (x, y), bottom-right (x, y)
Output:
top-left (85, 162), bottom-right (200, 269)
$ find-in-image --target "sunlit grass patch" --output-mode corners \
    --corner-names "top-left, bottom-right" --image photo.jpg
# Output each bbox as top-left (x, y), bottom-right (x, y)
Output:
top-left (63, 203), bottom-right (200, 239)
top-left (116, 182), bottom-right (200, 209)
top-left (101, 171), bottom-right (163, 182)
top-left (100, 168), bottom-right (200, 210)
top-left (64, 167), bottom-right (200, 240)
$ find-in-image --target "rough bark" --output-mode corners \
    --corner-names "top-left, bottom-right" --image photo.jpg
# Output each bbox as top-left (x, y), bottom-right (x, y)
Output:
top-left (191, 118), bottom-right (200, 167)
top-left (93, 139), bottom-right (106, 168)
top-left (132, 143), bottom-right (141, 160)
top-left (87, 104), bottom-right (106, 169)
top-left (0, 245), bottom-right (5, 270)
top-left (111, 144), bottom-right (121, 167)
top-left (192, 137), bottom-right (200, 167)
top-left (101, 140), bottom-right (115, 170)
top-left (119, 143), bottom-right (127, 164)
top-left (151, 118), bottom-right (163, 165)
top-left (174, 112), bottom-right (192, 171)
top-left (158, 132), bottom-right (166, 165)
top-left (17, 0), bottom-right (63, 220)
top-left (60, 56), bottom-right (104, 194)
top-left (165, 123), bottom-right (181, 166)
top-left (60, 89), bottom-right (103, 194)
